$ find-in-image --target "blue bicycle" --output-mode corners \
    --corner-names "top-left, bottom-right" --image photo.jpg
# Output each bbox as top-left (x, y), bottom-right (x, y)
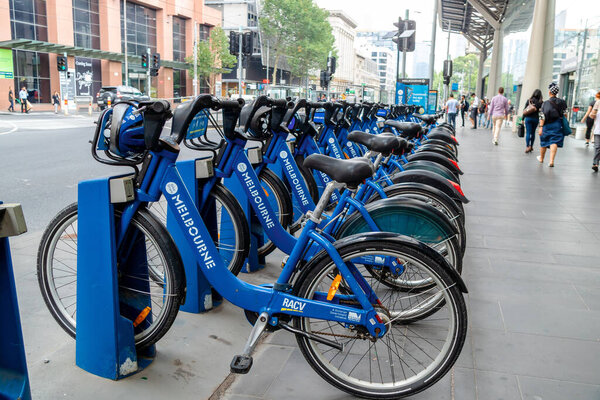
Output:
top-left (38, 96), bottom-right (468, 398)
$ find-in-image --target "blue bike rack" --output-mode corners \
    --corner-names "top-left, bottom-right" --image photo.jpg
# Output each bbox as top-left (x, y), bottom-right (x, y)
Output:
top-left (0, 202), bottom-right (31, 400)
top-left (76, 176), bottom-right (154, 379)
top-left (167, 159), bottom-right (222, 313)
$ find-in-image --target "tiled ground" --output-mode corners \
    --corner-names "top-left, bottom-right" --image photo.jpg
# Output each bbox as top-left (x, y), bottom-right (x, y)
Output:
top-left (218, 124), bottom-right (600, 400)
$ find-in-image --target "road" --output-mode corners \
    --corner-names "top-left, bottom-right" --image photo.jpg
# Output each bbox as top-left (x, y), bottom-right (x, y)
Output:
top-left (0, 112), bottom-right (193, 231)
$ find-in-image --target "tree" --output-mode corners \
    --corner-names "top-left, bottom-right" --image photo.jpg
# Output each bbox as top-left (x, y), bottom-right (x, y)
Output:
top-left (186, 26), bottom-right (237, 94)
top-left (433, 54), bottom-right (480, 101)
top-left (259, 0), bottom-right (335, 85)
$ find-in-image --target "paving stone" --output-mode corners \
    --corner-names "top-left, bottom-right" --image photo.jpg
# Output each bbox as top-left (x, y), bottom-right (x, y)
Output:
top-left (519, 375), bottom-right (600, 400)
top-left (474, 370), bottom-right (522, 400)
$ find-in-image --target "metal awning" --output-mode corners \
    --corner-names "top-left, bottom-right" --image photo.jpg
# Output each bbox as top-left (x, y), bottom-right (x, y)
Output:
top-left (0, 39), bottom-right (190, 70)
top-left (439, 0), bottom-right (533, 52)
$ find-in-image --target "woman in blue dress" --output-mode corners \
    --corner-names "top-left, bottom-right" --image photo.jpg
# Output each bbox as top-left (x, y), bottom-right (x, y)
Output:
top-left (537, 82), bottom-right (567, 167)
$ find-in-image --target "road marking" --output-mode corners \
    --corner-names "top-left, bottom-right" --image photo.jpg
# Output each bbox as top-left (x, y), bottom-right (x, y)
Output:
top-left (0, 121), bottom-right (18, 135)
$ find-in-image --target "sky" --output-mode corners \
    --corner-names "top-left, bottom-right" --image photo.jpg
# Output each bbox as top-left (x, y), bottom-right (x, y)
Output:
top-left (314, 0), bottom-right (600, 73)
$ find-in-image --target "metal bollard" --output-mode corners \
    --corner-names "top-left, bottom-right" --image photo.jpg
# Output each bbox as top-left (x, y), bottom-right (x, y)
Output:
top-left (63, 99), bottom-right (69, 116)
top-left (88, 101), bottom-right (92, 116)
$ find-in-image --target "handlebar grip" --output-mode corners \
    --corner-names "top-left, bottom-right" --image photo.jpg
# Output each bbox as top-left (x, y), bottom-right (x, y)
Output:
top-left (306, 101), bottom-right (323, 109)
top-left (149, 100), bottom-right (171, 113)
top-left (270, 98), bottom-right (293, 108)
top-left (219, 98), bottom-right (245, 109)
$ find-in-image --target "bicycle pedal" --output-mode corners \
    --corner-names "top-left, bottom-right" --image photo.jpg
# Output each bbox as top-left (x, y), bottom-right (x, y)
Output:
top-left (230, 355), bottom-right (253, 374)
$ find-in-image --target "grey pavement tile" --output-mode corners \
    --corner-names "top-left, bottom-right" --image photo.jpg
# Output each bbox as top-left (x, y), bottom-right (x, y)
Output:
top-left (222, 395), bottom-right (263, 400)
top-left (519, 375), bottom-right (600, 400)
top-left (552, 253), bottom-right (600, 269)
top-left (482, 235), bottom-right (599, 257)
top-left (408, 367), bottom-right (476, 400)
top-left (474, 370), bottom-right (521, 400)
top-left (573, 285), bottom-right (600, 311)
top-left (463, 247), bottom-right (557, 264)
top-left (486, 259), bottom-right (600, 286)
top-left (466, 296), bottom-right (505, 332)
top-left (227, 344), bottom-right (294, 398)
top-left (471, 329), bottom-right (600, 385)
top-left (499, 300), bottom-right (600, 341)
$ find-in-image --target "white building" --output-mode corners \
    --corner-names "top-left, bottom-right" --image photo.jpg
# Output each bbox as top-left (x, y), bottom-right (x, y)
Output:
top-left (326, 10), bottom-right (358, 97)
top-left (356, 31), bottom-right (398, 103)
top-left (353, 48), bottom-right (380, 101)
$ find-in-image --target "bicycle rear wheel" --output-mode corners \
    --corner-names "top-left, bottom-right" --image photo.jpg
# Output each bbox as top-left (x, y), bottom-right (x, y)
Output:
top-left (293, 239), bottom-right (467, 399)
top-left (37, 203), bottom-right (185, 349)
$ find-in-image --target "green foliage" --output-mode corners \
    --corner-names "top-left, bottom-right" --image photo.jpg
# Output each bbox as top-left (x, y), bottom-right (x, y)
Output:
top-left (186, 27), bottom-right (237, 92)
top-left (259, 0), bottom-right (335, 82)
top-left (433, 54), bottom-right (480, 100)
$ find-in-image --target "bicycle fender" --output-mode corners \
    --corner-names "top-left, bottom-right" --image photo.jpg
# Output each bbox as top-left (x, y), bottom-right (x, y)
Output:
top-left (295, 231), bottom-right (468, 293)
top-left (427, 131), bottom-right (459, 145)
top-left (401, 161), bottom-right (459, 182)
top-left (378, 182), bottom-right (463, 218)
top-left (423, 139), bottom-right (456, 152)
top-left (415, 144), bottom-right (457, 161)
top-left (406, 152), bottom-right (463, 175)
top-left (335, 197), bottom-right (458, 240)
top-left (390, 170), bottom-right (469, 203)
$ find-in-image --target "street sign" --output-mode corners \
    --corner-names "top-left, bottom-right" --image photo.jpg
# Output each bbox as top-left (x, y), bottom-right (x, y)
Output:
top-left (396, 78), bottom-right (429, 110)
top-left (451, 83), bottom-right (458, 91)
top-left (428, 90), bottom-right (438, 114)
top-left (0, 49), bottom-right (14, 79)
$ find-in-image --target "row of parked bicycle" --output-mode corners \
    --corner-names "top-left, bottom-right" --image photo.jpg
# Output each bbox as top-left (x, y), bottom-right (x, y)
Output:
top-left (37, 95), bottom-right (468, 398)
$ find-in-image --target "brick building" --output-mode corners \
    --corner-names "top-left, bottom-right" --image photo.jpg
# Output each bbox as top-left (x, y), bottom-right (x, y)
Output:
top-left (0, 0), bottom-right (221, 110)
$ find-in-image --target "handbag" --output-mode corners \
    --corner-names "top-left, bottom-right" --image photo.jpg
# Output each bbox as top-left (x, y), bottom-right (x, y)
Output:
top-left (548, 99), bottom-right (571, 136)
top-left (517, 123), bottom-right (525, 138)
top-left (523, 99), bottom-right (537, 116)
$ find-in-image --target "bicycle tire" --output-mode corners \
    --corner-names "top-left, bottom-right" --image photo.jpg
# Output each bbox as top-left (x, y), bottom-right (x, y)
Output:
top-left (37, 202), bottom-right (185, 350)
top-left (292, 238), bottom-right (467, 399)
top-left (258, 168), bottom-right (293, 257)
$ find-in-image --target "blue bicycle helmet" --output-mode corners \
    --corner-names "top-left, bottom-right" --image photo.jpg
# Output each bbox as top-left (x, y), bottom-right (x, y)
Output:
top-left (109, 103), bottom-right (145, 157)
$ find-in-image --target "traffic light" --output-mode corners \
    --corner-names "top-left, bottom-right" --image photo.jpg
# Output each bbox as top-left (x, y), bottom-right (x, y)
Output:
top-left (242, 32), bottom-right (253, 55)
top-left (57, 56), bottom-right (67, 71)
top-left (392, 17), bottom-right (404, 51)
top-left (320, 70), bottom-right (330, 88)
top-left (327, 56), bottom-right (336, 74)
top-left (443, 60), bottom-right (453, 78)
top-left (230, 31), bottom-right (240, 55)
top-left (150, 68), bottom-right (159, 77)
top-left (141, 53), bottom-right (148, 68)
top-left (152, 53), bottom-right (160, 69)
top-left (404, 20), bottom-right (416, 52)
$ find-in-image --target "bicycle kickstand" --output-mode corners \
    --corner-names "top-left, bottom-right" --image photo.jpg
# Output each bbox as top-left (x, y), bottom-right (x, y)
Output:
top-left (230, 311), bottom-right (269, 374)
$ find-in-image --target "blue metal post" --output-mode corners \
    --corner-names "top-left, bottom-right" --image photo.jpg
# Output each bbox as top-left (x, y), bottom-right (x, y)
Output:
top-left (75, 178), bottom-right (153, 380)
top-left (0, 202), bottom-right (31, 400)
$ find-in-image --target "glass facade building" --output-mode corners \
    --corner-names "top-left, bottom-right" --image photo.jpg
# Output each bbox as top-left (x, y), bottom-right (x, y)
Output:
top-left (9, 0), bottom-right (50, 103)
top-left (73, 0), bottom-right (100, 49)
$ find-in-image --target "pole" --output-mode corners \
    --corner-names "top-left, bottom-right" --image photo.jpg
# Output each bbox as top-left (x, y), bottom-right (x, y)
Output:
top-left (443, 21), bottom-right (451, 103)
top-left (327, 50), bottom-right (331, 100)
top-left (237, 26), bottom-right (243, 96)
top-left (123, 0), bottom-right (128, 86)
top-left (193, 22), bottom-right (198, 96)
top-left (428, 0), bottom-right (438, 85)
top-left (146, 47), bottom-right (151, 97)
top-left (266, 40), bottom-right (269, 94)
top-left (401, 9), bottom-right (409, 79)
top-left (574, 19), bottom-right (588, 113)
top-left (395, 30), bottom-right (401, 104)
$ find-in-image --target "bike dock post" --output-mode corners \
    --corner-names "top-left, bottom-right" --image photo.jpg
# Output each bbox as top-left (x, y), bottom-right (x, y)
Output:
top-left (167, 159), bottom-right (222, 313)
top-left (224, 147), bottom-right (265, 273)
top-left (75, 176), bottom-right (154, 379)
top-left (0, 202), bottom-right (31, 400)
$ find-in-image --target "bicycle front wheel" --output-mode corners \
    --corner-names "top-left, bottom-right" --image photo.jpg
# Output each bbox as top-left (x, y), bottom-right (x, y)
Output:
top-left (293, 239), bottom-right (467, 399)
top-left (37, 203), bottom-right (185, 349)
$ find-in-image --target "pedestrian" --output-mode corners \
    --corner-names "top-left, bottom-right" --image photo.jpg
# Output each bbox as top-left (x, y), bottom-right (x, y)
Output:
top-left (52, 91), bottom-right (61, 114)
top-left (469, 93), bottom-right (479, 129)
top-left (444, 93), bottom-right (459, 128)
top-left (505, 100), bottom-right (514, 127)
top-left (581, 91), bottom-right (600, 146)
top-left (478, 98), bottom-right (486, 127)
top-left (8, 86), bottom-right (14, 112)
top-left (537, 82), bottom-right (567, 167)
top-left (589, 91), bottom-right (600, 171)
top-left (19, 86), bottom-right (28, 113)
top-left (488, 87), bottom-right (509, 145)
top-left (459, 95), bottom-right (467, 127)
top-left (523, 89), bottom-right (543, 153)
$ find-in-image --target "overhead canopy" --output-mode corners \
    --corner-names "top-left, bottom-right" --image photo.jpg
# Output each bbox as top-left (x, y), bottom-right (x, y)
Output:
top-left (0, 39), bottom-right (190, 70)
top-left (439, 0), bottom-right (533, 52)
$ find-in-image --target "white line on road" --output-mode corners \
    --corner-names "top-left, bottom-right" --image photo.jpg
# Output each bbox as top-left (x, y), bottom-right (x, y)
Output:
top-left (0, 121), bottom-right (18, 135)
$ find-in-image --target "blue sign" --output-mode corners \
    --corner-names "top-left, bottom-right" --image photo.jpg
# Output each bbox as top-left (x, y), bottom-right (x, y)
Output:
top-left (397, 79), bottom-right (430, 113)
top-left (428, 90), bottom-right (438, 114)
top-left (451, 82), bottom-right (458, 91)
top-left (186, 110), bottom-right (209, 139)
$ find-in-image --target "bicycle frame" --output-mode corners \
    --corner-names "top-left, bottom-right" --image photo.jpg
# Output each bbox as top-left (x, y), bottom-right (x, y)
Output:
top-left (115, 144), bottom-right (387, 338)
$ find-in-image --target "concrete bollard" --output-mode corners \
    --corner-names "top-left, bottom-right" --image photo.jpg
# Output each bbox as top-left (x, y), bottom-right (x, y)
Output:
top-left (63, 99), bottom-right (69, 116)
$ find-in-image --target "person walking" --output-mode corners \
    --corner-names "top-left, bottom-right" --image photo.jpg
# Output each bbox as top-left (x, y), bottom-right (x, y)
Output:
top-left (469, 93), bottom-right (479, 129)
top-left (18, 87), bottom-right (28, 113)
top-left (589, 92), bottom-right (600, 171)
top-left (523, 89), bottom-right (543, 153)
top-left (52, 91), bottom-right (61, 114)
top-left (488, 87), bottom-right (509, 145)
top-left (459, 95), bottom-right (467, 127)
top-left (445, 93), bottom-right (459, 129)
top-left (8, 86), bottom-right (14, 112)
top-left (477, 98), bottom-right (487, 127)
top-left (537, 82), bottom-right (567, 167)
top-left (581, 91), bottom-right (600, 146)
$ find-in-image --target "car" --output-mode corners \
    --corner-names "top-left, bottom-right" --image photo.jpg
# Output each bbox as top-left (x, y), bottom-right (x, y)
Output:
top-left (96, 86), bottom-right (150, 109)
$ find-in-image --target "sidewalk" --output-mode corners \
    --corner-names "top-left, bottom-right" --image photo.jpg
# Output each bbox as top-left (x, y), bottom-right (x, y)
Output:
top-left (6, 125), bottom-right (600, 399)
